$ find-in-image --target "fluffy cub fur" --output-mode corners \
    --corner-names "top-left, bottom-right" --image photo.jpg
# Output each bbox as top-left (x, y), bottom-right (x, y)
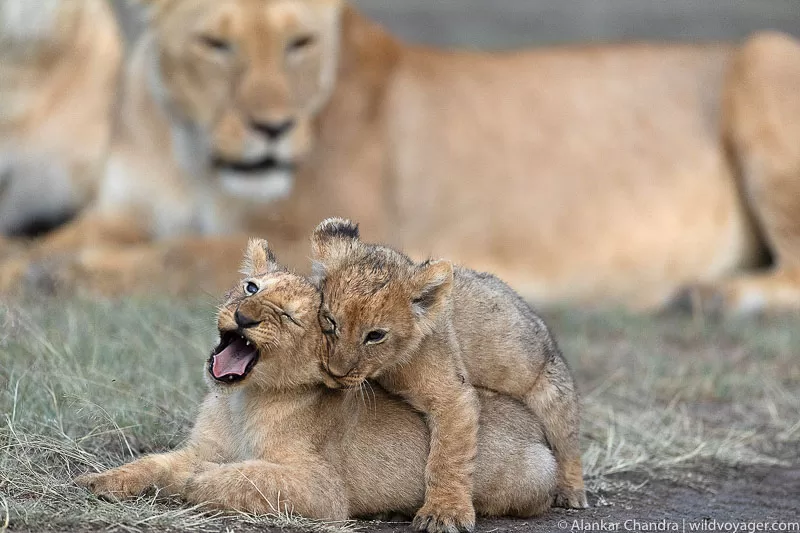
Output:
top-left (311, 218), bottom-right (586, 529)
top-left (76, 239), bottom-right (556, 522)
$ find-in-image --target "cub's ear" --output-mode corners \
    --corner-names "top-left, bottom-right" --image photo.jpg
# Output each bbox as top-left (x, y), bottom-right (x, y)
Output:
top-left (241, 238), bottom-right (280, 277)
top-left (409, 260), bottom-right (454, 321)
top-left (310, 217), bottom-right (360, 263)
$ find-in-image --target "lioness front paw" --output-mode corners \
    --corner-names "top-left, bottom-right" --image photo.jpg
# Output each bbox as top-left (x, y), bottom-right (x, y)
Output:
top-left (0, 256), bottom-right (30, 295)
top-left (0, 254), bottom-right (70, 296)
top-left (553, 486), bottom-right (588, 509)
top-left (669, 284), bottom-right (729, 318)
top-left (75, 468), bottom-right (154, 500)
top-left (412, 500), bottom-right (475, 533)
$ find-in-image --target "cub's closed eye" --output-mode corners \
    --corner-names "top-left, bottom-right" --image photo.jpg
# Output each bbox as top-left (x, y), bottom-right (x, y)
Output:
top-left (287, 35), bottom-right (315, 52)
top-left (321, 314), bottom-right (337, 334)
top-left (245, 281), bottom-right (259, 295)
top-left (199, 35), bottom-right (231, 52)
top-left (364, 330), bottom-right (387, 345)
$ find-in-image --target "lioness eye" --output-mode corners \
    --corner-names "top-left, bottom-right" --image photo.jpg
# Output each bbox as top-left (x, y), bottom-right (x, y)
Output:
top-left (287, 35), bottom-right (315, 53)
top-left (364, 330), bottom-right (387, 345)
top-left (200, 35), bottom-right (231, 52)
top-left (245, 281), bottom-right (259, 295)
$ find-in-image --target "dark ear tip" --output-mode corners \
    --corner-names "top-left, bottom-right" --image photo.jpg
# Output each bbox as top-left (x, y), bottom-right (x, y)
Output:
top-left (313, 217), bottom-right (360, 241)
top-left (265, 246), bottom-right (278, 265)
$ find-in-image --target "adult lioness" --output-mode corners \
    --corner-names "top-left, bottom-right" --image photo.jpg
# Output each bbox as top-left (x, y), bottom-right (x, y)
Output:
top-left (0, 0), bottom-right (121, 237)
top-left (76, 240), bottom-right (556, 527)
top-left (4, 0), bottom-right (800, 314)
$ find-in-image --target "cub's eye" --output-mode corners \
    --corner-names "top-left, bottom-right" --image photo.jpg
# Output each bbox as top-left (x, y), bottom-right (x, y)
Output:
top-left (245, 281), bottom-right (259, 295)
top-left (287, 34), bottom-right (315, 53)
top-left (321, 314), bottom-right (337, 335)
top-left (364, 330), bottom-right (387, 345)
top-left (199, 35), bottom-right (232, 53)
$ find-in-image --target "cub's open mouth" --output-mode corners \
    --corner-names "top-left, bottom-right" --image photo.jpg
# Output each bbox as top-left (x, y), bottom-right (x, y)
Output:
top-left (212, 155), bottom-right (296, 175)
top-left (209, 331), bottom-right (259, 383)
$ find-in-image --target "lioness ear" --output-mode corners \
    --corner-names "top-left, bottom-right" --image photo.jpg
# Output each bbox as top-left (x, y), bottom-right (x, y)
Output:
top-left (127, 0), bottom-right (177, 18)
top-left (127, 0), bottom-right (173, 7)
top-left (310, 217), bottom-right (360, 263)
top-left (409, 260), bottom-right (454, 321)
top-left (241, 238), bottom-right (280, 277)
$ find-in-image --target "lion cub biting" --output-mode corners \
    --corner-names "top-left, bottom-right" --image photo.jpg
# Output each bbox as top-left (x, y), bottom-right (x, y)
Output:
top-left (75, 238), bottom-right (557, 523)
top-left (312, 219), bottom-right (586, 531)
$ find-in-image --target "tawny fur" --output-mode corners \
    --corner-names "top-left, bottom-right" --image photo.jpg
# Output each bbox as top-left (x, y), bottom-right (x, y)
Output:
top-left (2, 0), bottom-right (800, 315)
top-left (0, 0), bottom-right (121, 236)
top-left (310, 219), bottom-right (584, 531)
top-left (76, 239), bottom-right (557, 521)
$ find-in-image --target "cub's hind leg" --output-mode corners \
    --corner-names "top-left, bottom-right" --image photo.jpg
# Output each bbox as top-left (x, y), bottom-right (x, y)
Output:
top-left (469, 317), bottom-right (585, 510)
top-left (522, 353), bottom-right (585, 509)
top-left (469, 342), bottom-right (585, 509)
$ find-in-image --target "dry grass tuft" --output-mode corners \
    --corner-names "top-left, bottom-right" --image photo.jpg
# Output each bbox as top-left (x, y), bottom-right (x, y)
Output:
top-left (1, 299), bottom-right (798, 531)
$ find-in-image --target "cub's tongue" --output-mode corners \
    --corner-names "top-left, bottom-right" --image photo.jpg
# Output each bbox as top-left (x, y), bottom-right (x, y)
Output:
top-left (212, 337), bottom-right (258, 380)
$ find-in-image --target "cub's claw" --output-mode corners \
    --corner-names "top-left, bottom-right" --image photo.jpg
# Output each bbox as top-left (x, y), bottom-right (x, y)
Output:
top-left (75, 469), bottom-right (152, 500)
top-left (412, 501), bottom-right (476, 533)
top-left (553, 486), bottom-right (589, 509)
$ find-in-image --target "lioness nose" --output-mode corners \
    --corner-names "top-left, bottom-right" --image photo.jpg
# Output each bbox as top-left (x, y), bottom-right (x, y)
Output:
top-left (234, 309), bottom-right (261, 329)
top-left (252, 119), bottom-right (295, 140)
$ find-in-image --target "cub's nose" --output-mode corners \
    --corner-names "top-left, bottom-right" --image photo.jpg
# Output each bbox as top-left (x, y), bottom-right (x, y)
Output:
top-left (234, 309), bottom-right (261, 328)
top-left (325, 360), bottom-right (355, 379)
top-left (252, 119), bottom-right (295, 140)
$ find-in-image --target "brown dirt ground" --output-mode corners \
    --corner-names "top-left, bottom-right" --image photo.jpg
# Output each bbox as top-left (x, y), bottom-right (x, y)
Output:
top-left (14, 463), bottom-right (798, 533)
top-left (360, 464), bottom-right (800, 533)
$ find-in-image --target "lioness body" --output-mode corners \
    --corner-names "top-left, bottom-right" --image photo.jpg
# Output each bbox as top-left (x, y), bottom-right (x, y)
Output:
top-left (5, 0), bottom-right (800, 314)
top-left (0, 0), bottom-right (121, 236)
top-left (311, 219), bottom-right (583, 531)
top-left (76, 240), bottom-right (556, 521)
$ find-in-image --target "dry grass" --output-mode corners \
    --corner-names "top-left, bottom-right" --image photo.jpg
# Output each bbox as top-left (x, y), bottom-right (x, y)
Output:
top-left (1, 298), bottom-right (798, 531)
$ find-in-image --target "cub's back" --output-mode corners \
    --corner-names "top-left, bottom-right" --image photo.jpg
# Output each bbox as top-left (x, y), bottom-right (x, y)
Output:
top-left (451, 267), bottom-right (562, 385)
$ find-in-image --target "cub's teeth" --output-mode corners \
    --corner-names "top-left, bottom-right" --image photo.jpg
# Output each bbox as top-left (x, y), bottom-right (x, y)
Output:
top-left (246, 340), bottom-right (251, 346)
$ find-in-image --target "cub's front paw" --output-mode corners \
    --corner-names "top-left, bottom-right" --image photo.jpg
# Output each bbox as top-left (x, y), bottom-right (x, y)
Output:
top-left (75, 468), bottom-right (154, 500)
top-left (412, 500), bottom-right (476, 533)
top-left (553, 486), bottom-right (588, 509)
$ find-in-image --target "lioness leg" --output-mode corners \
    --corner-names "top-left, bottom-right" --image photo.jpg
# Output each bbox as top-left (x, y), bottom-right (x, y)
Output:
top-left (0, 210), bottom-right (147, 294)
top-left (183, 459), bottom-right (349, 520)
top-left (1, 236), bottom-right (251, 297)
top-left (75, 448), bottom-right (208, 500)
top-left (688, 32), bottom-right (800, 314)
top-left (28, 210), bottom-right (148, 256)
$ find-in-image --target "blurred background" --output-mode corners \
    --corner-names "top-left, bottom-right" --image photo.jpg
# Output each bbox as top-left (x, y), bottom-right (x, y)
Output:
top-left (113, 0), bottom-right (800, 48)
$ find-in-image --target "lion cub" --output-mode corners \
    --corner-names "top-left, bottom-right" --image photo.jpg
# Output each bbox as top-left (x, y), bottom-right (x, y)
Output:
top-left (312, 218), bottom-right (587, 531)
top-left (75, 238), bottom-right (558, 522)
